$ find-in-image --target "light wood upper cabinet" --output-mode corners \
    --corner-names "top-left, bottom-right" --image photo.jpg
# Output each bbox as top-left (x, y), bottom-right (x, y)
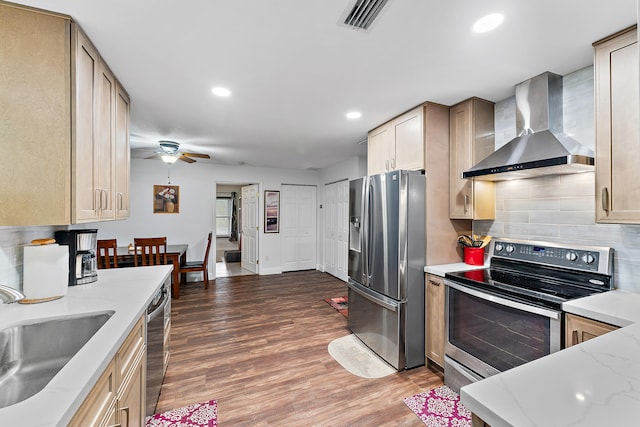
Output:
top-left (73, 26), bottom-right (124, 223)
top-left (425, 273), bottom-right (445, 368)
top-left (594, 26), bottom-right (640, 223)
top-left (367, 106), bottom-right (424, 175)
top-left (0, 2), bottom-right (130, 226)
top-left (394, 107), bottom-right (424, 171)
top-left (367, 122), bottom-right (394, 175)
top-left (73, 28), bottom-right (101, 223)
top-left (449, 98), bottom-right (495, 220)
top-left (0, 3), bottom-right (72, 226)
top-left (115, 82), bottom-right (131, 219)
top-left (564, 313), bottom-right (618, 348)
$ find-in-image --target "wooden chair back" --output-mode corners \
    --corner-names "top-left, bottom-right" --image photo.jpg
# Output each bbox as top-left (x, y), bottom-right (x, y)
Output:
top-left (202, 232), bottom-right (212, 265)
top-left (97, 239), bottom-right (118, 269)
top-left (178, 232), bottom-right (213, 289)
top-left (133, 237), bottom-right (167, 266)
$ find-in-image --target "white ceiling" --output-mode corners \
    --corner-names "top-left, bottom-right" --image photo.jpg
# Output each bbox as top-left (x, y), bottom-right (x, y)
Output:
top-left (14, 0), bottom-right (638, 170)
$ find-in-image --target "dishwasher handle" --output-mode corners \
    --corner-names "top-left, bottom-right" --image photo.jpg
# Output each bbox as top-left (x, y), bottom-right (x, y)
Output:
top-left (147, 291), bottom-right (168, 322)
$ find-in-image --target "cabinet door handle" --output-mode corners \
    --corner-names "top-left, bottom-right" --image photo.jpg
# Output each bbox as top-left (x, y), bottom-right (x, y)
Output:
top-left (117, 192), bottom-right (123, 210)
top-left (464, 195), bottom-right (469, 214)
top-left (571, 330), bottom-right (579, 346)
top-left (94, 189), bottom-right (102, 211)
top-left (429, 279), bottom-right (440, 286)
top-left (385, 160), bottom-right (389, 171)
top-left (391, 158), bottom-right (396, 170)
top-left (601, 187), bottom-right (609, 213)
top-left (102, 189), bottom-right (108, 210)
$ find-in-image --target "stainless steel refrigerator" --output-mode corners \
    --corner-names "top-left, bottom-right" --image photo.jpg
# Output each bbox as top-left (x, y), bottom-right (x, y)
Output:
top-left (347, 170), bottom-right (426, 370)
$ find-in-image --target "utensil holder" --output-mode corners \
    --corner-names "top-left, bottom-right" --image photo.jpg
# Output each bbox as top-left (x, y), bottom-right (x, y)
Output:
top-left (464, 247), bottom-right (485, 265)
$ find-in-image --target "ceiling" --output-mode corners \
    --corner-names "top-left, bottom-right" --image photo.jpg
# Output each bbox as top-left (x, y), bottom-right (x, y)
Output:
top-left (14, 0), bottom-right (638, 170)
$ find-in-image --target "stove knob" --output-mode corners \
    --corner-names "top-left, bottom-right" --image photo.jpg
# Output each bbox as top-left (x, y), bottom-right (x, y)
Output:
top-left (495, 243), bottom-right (504, 252)
top-left (582, 254), bottom-right (596, 264)
top-left (506, 244), bottom-right (515, 253)
top-left (566, 251), bottom-right (578, 262)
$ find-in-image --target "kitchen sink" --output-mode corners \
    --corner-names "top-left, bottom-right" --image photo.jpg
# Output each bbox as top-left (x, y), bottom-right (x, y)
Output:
top-left (0, 311), bottom-right (114, 408)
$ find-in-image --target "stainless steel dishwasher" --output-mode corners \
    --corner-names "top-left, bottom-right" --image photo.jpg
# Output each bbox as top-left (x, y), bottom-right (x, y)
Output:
top-left (146, 283), bottom-right (168, 415)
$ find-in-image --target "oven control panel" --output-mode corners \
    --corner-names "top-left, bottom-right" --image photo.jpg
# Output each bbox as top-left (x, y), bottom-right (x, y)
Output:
top-left (491, 240), bottom-right (608, 273)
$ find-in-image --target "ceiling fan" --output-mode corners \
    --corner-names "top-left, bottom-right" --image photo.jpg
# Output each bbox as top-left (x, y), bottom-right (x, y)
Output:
top-left (146, 141), bottom-right (211, 164)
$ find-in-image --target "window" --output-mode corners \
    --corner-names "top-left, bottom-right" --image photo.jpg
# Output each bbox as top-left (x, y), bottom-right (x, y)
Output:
top-left (216, 198), bottom-right (232, 237)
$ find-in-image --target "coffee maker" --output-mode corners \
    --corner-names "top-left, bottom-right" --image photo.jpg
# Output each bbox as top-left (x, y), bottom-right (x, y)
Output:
top-left (54, 229), bottom-right (98, 286)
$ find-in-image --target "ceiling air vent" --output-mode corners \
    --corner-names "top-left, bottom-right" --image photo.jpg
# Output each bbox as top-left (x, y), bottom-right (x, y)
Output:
top-left (341, 0), bottom-right (390, 30)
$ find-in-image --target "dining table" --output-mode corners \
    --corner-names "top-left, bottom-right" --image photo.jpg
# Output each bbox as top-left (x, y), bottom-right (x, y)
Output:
top-left (116, 244), bottom-right (188, 299)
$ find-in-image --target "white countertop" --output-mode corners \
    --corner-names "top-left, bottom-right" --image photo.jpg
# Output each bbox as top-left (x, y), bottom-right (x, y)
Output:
top-left (0, 265), bottom-right (172, 427)
top-left (461, 290), bottom-right (640, 427)
top-left (424, 262), bottom-right (489, 277)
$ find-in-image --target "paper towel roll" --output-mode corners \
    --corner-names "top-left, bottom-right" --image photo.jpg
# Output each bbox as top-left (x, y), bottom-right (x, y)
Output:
top-left (23, 244), bottom-right (69, 301)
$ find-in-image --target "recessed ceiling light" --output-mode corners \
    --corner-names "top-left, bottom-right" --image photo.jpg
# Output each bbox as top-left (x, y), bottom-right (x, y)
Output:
top-left (211, 87), bottom-right (231, 97)
top-left (346, 111), bottom-right (362, 119)
top-left (473, 13), bottom-right (504, 33)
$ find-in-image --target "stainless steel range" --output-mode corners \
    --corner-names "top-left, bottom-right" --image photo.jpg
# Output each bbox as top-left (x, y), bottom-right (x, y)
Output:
top-left (444, 238), bottom-right (613, 392)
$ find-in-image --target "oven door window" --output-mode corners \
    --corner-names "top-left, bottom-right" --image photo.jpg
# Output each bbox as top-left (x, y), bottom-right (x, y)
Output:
top-left (448, 287), bottom-right (550, 372)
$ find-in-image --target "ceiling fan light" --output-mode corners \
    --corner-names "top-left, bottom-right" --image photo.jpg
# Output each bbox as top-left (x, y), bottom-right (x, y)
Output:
top-left (473, 13), bottom-right (504, 33)
top-left (160, 153), bottom-right (180, 164)
top-left (211, 87), bottom-right (231, 97)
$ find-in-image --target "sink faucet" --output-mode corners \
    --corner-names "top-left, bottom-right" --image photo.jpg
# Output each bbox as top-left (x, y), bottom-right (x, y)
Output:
top-left (0, 285), bottom-right (25, 304)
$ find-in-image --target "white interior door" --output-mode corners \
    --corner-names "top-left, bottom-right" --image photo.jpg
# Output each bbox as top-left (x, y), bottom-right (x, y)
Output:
top-left (282, 185), bottom-right (317, 272)
top-left (324, 180), bottom-right (349, 281)
top-left (241, 184), bottom-right (259, 273)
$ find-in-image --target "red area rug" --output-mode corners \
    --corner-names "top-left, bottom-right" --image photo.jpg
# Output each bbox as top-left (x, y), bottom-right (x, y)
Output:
top-left (403, 385), bottom-right (471, 427)
top-left (146, 400), bottom-right (217, 426)
top-left (324, 296), bottom-right (348, 317)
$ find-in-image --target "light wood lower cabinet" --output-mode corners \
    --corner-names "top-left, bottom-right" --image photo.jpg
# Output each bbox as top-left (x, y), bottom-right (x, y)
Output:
top-left (69, 315), bottom-right (146, 427)
top-left (425, 273), bottom-right (445, 368)
top-left (564, 313), bottom-right (618, 348)
top-left (117, 352), bottom-right (146, 427)
top-left (68, 359), bottom-right (117, 427)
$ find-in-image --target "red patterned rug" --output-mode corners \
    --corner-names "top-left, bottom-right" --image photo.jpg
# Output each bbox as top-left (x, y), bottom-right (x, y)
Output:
top-left (146, 400), bottom-right (217, 426)
top-left (324, 296), bottom-right (348, 317)
top-left (403, 385), bottom-right (471, 427)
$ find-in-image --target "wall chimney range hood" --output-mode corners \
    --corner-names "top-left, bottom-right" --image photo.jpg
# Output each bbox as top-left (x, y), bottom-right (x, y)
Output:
top-left (463, 72), bottom-right (594, 181)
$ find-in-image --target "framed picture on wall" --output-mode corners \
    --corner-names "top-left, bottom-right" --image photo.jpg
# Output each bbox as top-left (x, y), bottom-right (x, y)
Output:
top-left (264, 190), bottom-right (280, 233)
top-left (154, 185), bottom-right (180, 214)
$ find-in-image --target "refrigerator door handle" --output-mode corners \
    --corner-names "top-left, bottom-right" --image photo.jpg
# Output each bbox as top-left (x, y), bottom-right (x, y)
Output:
top-left (348, 280), bottom-right (398, 312)
top-left (364, 178), bottom-right (372, 282)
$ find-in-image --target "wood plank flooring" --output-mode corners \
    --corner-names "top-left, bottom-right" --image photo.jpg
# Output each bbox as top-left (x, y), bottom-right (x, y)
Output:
top-left (156, 270), bottom-right (443, 426)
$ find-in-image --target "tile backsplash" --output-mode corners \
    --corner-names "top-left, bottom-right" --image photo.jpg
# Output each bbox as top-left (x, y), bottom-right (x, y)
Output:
top-left (0, 226), bottom-right (64, 291)
top-left (474, 66), bottom-right (640, 292)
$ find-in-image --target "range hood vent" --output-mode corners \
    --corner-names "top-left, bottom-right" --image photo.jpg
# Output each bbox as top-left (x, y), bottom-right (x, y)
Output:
top-left (342, 0), bottom-right (390, 30)
top-left (463, 72), bottom-right (594, 181)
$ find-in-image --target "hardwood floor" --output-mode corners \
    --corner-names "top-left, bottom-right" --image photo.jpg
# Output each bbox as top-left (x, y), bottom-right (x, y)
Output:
top-left (157, 270), bottom-right (443, 426)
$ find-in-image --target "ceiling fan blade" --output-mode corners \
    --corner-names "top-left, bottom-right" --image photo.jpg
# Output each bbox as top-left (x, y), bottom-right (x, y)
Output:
top-left (179, 155), bottom-right (197, 163)
top-left (145, 154), bottom-right (161, 160)
top-left (182, 152), bottom-right (210, 159)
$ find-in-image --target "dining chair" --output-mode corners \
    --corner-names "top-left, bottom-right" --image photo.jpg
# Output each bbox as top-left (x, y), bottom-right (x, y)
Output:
top-left (97, 239), bottom-right (118, 269)
top-left (133, 237), bottom-right (168, 266)
top-left (178, 232), bottom-right (212, 289)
